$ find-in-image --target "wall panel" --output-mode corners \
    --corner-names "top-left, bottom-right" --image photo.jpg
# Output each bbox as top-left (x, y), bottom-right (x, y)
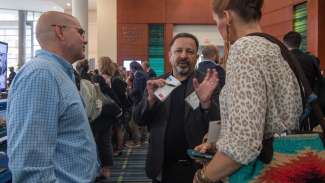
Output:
top-left (318, 0), bottom-right (324, 70)
top-left (117, 24), bottom-right (148, 65)
top-left (165, 0), bottom-right (214, 24)
top-left (117, 0), bottom-right (165, 23)
top-left (261, 7), bottom-right (292, 27)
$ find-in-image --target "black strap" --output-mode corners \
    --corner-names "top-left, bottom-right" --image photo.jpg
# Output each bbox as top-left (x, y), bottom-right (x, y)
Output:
top-left (247, 32), bottom-right (325, 132)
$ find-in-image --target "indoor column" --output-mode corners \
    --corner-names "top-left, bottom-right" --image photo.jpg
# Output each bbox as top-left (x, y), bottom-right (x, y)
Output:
top-left (72, 0), bottom-right (88, 58)
top-left (18, 10), bottom-right (26, 69)
top-left (97, 0), bottom-right (117, 62)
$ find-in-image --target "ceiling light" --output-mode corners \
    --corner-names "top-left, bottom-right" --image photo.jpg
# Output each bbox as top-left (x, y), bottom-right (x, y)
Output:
top-left (66, 3), bottom-right (71, 7)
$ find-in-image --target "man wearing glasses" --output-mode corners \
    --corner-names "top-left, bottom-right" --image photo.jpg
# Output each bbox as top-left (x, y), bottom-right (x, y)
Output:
top-left (6, 11), bottom-right (99, 182)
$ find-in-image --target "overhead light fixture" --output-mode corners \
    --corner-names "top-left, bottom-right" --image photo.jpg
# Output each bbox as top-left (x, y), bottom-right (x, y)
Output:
top-left (66, 3), bottom-right (71, 7)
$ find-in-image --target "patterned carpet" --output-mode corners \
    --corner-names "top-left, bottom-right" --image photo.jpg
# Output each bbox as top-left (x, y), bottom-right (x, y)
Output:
top-left (97, 143), bottom-right (151, 183)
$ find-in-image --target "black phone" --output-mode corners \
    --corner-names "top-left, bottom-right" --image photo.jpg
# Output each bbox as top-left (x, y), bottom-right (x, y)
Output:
top-left (187, 149), bottom-right (213, 160)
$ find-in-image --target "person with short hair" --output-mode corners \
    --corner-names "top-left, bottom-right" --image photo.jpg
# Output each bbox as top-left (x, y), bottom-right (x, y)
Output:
top-left (7, 11), bottom-right (99, 182)
top-left (198, 45), bottom-right (225, 88)
top-left (142, 61), bottom-right (157, 78)
top-left (283, 31), bottom-right (319, 89)
top-left (134, 32), bottom-right (220, 183)
top-left (7, 66), bottom-right (16, 87)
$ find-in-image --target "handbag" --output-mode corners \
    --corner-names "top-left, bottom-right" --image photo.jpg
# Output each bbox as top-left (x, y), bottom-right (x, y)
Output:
top-left (228, 33), bottom-right (325, 183)
top-left (94, 84), bottom-right (123, 120)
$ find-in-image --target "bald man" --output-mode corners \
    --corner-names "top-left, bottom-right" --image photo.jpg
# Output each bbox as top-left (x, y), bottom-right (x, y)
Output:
top-left (7, 11), bottom-right (99, 182)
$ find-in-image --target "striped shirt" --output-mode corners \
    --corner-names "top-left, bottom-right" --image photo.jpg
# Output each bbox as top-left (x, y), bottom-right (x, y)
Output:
top-left (7, 49), bottom-right (99, 182)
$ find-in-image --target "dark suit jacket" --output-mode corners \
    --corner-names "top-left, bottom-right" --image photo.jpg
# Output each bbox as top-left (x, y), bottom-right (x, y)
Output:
top-left (129, 70), bottom-right (148, 105)
top-left (290, 49), bottom-right (318, 88)
top-left (147, 68), bottom-right (157, 78)
top-left (197, 60), bottom-right (225, 88)
top-left (133, 71), bottom-right (220, 179)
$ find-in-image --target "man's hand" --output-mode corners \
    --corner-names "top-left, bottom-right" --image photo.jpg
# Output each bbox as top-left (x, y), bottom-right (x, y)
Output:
top-left (146, 79), bottom-right (166, 107)
top-left (193, 69), bottom-right (219, 109)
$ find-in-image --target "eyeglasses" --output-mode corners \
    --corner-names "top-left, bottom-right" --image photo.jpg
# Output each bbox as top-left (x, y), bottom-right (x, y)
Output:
top-left (51, 24), bottom-right (85, 36)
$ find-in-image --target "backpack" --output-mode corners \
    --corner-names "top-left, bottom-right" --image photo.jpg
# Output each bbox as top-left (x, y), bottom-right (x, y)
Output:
top-left (313, 62), bottom-right (325, 114)
top-left (79, 79), bottom-right (102, 121)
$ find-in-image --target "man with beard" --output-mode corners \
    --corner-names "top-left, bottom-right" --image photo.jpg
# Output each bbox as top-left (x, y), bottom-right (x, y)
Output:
top-left (134, 33), bottom-right (220, 183)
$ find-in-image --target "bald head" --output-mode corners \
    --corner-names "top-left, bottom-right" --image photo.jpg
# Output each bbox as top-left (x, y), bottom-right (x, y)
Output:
top-left (36, 11), bottom-right (79, 47)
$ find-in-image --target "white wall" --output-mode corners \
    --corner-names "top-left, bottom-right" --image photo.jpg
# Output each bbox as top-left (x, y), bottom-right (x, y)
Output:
top-left (88, 10), bottom-right (97, 60)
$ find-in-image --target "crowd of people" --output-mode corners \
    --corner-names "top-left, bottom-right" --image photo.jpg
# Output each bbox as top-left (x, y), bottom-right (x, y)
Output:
top-left (5, 0), bottom-right (325, 183)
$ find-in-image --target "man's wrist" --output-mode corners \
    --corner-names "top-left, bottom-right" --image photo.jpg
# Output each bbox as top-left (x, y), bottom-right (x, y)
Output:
top-left (147, 95), bottom-right (157, 107)
top-left (200, 100), bottom-right (211, 109)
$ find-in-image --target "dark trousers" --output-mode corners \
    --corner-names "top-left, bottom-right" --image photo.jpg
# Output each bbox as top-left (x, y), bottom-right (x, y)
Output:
top-left (152, 160), bottom-right (198, 183)
top-left (91, 122), bottom-right (114, 167)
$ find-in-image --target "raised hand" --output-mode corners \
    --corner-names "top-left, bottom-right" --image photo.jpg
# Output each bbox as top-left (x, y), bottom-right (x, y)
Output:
top-left (193, 69), bottom-right (219, 109)
top-left (146, 79), bottom-right (166, 107)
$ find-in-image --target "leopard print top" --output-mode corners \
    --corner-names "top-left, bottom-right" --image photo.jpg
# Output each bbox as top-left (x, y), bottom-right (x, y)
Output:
top-left (216, 36), bottom-right (303, 164)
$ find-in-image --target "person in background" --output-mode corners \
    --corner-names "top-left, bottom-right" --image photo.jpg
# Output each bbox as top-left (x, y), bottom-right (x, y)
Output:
top-left (93, 56), bottom-right (123, 179)
top-left (92, 69), bottom-right (100, 82)
top-left (75, 59), bottom-right (92, 81)
top-left (198, 45), bottom-right (226, 88)
top-left (193, 0), bottom-right (302, 182)
top-left (142, 61), bottom-right (157, 78)
top-left (127, 61), bottom-right (149, 147)
top-left (283, 31), bottom-right (323, 129)
top-left (118, 65), bottom-right (128, 81)
top-left (6, 11), bottom-right (99, 182)
top-left (283, 31), bottom-right (319, 89)
top-left (134, 32), bottom-right (220, 183)
top-left (7, 66), bottom-right (16, 87)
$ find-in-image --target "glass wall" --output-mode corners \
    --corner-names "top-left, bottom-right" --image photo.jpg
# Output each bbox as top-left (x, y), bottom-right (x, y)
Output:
top-left (26, 11), bottom-right (41, 62)
top-left (0, 9), bottom-right (41, 71)
top-left (0, 9), bottom-right (18, 70)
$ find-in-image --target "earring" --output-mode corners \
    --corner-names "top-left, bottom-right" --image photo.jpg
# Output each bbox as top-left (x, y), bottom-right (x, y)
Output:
top-left (221, 23), bottom-right (231, 69)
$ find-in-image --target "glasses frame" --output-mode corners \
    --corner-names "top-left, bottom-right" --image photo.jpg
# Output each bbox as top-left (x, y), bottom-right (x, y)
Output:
top-left (51, 24), bottom-right (85, 36)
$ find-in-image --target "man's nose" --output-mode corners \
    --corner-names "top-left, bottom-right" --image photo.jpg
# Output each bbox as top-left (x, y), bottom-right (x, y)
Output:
top-left (180, 50), bottom-right (188, 58)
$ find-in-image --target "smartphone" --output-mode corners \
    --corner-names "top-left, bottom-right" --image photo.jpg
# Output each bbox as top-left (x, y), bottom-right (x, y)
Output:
top-left (187, 149), bottom-right (213, 160)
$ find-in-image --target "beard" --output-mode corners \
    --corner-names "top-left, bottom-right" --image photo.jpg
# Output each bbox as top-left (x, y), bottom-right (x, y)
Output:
top-left (174, 60), bottom-right (192, 76)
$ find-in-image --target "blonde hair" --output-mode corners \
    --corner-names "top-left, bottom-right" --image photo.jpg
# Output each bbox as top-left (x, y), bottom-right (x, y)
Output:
top-left (98, 56), bottom-right (118, 76)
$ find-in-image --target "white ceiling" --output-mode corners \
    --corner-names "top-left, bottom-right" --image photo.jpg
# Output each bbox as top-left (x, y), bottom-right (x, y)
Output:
top-left (51, 0), bottom-right (97, 11)
top-left (0, 0), bottom-right (97, 12)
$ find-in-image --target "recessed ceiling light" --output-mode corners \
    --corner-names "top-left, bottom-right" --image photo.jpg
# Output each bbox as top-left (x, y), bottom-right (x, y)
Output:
top-left (66, 3), bottom-right (71, 7)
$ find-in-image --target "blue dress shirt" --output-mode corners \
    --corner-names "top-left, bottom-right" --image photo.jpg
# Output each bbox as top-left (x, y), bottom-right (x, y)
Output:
top-left (7, 50), bottom-right (99, 182)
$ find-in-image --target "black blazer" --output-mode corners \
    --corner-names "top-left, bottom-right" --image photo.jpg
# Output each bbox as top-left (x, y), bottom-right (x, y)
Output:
top-left (133, 72), bottom-right (220, 179)
top-left (290, 49), bottom-right (318, 88)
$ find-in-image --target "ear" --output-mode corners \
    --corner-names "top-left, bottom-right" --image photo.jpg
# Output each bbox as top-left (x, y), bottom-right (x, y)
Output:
top-left (168, 50), bottom-right (172, 63)
top-left (223, 10), bottom-right (232, 25)
top-left (53, 26), bottom-right (65, 41)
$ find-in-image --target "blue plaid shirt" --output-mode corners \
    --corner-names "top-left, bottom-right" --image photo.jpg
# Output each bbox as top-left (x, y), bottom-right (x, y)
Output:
top-left (7, 50), bottom-right (99, 182)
